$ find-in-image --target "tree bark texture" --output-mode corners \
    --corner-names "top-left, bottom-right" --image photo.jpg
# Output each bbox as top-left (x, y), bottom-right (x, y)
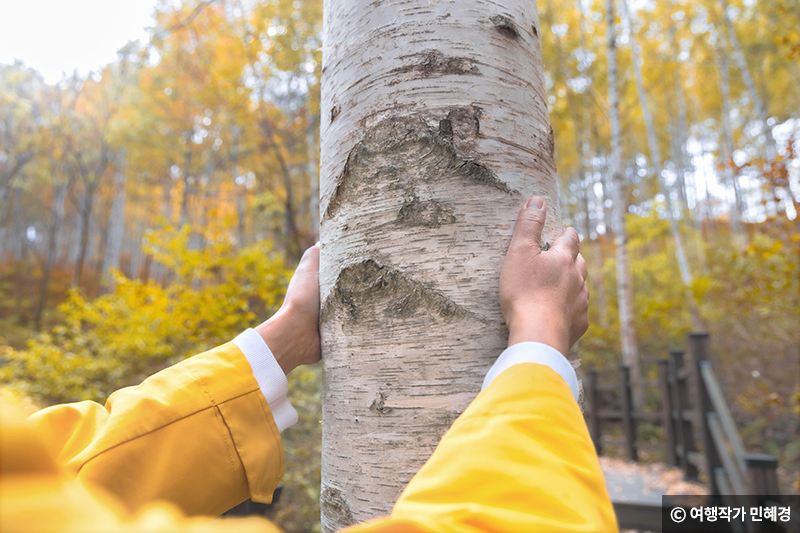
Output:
top-left (319, 1), bottom-right (564, 529)
top-left (606, 0), bottom-right (642, 405)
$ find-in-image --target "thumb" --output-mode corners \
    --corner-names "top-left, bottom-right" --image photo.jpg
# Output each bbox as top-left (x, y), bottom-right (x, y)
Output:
top-left (509, 196), bottom-right (547, 250)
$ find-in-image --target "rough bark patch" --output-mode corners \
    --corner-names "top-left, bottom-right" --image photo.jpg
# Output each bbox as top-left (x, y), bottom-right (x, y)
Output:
top-left (392, 49), bottom-right (481, 80)
top-left (397, 194), bottom-right (456, 228)
top-left (324, 111), bottom-right (516, 220)
top-left (369, 391), bottom-right (393, 414)
top-left (490, 15), bottom-right (519, 39)
top-left (320, 486), bottom-right (355, 528)
top-left (321, 259), bottom-right (472, 324)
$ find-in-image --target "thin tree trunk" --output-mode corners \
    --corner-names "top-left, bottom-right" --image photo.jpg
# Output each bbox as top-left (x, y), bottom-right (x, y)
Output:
top-left (672, 57), bottom-right (691, 217)
top-left (620, 0), bottom-right (702, 330)
top-left (179, 150), bottom-right (193, 229)
top-left (130, 221), bottom-right (143, 279)
top-left (34, 181), bottom-right (67, 330)
top-left (319, 1), bottom-right (564, 529)
top-left (717, 34), bottom-right (746, 240)
top-left (232, 126), bottom-right (246, 247)
top-left (101, 152), bottom-right (127, 286)
top-left (73, 184), bottom-right (97, 287)
top-left (606, 0), bottom-right (642, 406)
top-left (308, 115), bottom-right (319, 238)
top-left (260, 122), bottom-right (301, 259)
top-left (10, 187), bottom-right (27, 261)
top-left (720, 0), bottom-right (776, 161)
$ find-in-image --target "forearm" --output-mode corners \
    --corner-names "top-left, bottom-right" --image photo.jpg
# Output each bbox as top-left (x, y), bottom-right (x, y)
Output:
top-left (28, 341), bottom-right (286, 517)
top-left (383, 363), bottom-right (616, 533)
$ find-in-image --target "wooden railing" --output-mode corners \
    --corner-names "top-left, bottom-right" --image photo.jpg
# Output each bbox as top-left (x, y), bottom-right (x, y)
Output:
top-left (585, 332), bottom-right (791, 533)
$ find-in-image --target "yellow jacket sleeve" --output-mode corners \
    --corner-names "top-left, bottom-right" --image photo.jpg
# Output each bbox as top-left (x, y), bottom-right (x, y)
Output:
top-left (344, 363), bottom-right (618, 533)
top-left (3, 349), bottom-right (614, 532)
top-left (23, 341), bottom-right (284, 518)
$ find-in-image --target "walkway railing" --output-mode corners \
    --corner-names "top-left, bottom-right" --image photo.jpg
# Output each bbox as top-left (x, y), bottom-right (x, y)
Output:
top-left (585, 332), bottom-right (792, 533)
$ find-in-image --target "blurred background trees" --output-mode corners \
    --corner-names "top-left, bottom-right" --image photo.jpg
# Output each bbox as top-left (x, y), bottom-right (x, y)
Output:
top-left (0, 0), bottom-right (798, 530)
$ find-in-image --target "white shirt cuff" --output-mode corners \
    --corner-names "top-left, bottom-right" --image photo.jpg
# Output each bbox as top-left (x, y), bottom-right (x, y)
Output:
top-left (482, 342), bottom-right (579, 402)
top-left (232, 328), bottom-right (299, 432)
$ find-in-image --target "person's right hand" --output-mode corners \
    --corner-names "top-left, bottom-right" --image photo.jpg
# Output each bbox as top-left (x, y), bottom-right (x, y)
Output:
top-left (499, 196), bottom-right (589, 356)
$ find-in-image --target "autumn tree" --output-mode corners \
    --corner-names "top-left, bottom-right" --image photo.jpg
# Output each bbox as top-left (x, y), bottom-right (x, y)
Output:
top-left (605, 0), bottom-right (642, 406)
top-left (318, 0), bottom-right (565, 529)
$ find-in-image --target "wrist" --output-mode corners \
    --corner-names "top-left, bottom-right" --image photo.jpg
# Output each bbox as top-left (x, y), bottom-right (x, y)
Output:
top-left (255, 307), bottom-right (298, 375)
top-left (507, 309), bottom-right (570, 356)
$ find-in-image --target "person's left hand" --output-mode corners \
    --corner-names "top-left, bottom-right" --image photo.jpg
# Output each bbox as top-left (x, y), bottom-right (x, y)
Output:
top-left (255, 244), bottom-right (321, 375)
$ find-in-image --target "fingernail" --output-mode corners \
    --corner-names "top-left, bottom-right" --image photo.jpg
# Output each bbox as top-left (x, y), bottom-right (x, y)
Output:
top-left (526, 196), bottom-right (544, 209)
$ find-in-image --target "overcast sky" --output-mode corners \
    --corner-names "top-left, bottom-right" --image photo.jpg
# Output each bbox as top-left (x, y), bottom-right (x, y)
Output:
top-left (0, 0), bottom-right (157, 84)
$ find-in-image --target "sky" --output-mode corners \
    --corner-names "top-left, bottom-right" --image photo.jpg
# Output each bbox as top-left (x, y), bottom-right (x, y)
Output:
top-left (0, 0), bottom-right (157, 85)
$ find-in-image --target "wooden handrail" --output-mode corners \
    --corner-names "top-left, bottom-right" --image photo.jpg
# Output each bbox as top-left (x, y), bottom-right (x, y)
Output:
top-left (700, 361), bottom-right (748, 475)
top-left (633, 411), bottom-right (661, 422)
top-left (707, 412), bottom-right (747, 496)
top-left (713, 469), bottom-right (749, 533)
top-left (597, 409), bottom-right (623, 420)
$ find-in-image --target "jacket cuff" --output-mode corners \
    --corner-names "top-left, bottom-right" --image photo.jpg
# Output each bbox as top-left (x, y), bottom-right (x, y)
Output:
top-left (482, 341), bottom-right (579, 402)
top-left (233, 329), bottom-right (298, 432)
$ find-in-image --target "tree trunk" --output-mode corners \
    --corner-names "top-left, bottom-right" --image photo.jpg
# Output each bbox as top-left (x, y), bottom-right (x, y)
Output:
top-left (232, 127), bottom-right (247, 247)
top-left (620, 0), bottom-right (702, 330)
top-left (606, 0), bottom-right (642, 406)
top-left (179, 150), bottom-right (193, 229)
top-left (319, 1), bottom-right (564, 529)
top-left (308, 116), bottom-right (320, 238)
top-left (10, 187), bottom-right (27, 261)
top-left (101, 152), bottom-right (127, 284)
top-left (73, 184), bottom-right (97, 287)
top-left (671, 47), bottom-right (691, 217)
top-left (34, 181), bottom-right (67, 330)
top-left (717, 33), bottom-right (746, 240)
top-left (720, 0), bottom-right (775, 161)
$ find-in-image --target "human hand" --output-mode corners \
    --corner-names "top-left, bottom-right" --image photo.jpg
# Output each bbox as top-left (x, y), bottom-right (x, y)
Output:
top-left (255, 243), bottom-right (321, 375)
top-left (499, 197), bottom-right (589, 356)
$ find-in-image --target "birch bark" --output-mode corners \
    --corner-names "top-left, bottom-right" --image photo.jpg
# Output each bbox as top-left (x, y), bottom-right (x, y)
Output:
top-left (717, 34), bottom-right (746, 239)
top-left (606, 0), bottom-right (642, 405)
top-left (319, 1), bottom-right (565, 529)
top-left (102, 151), bottom-right (127, 281)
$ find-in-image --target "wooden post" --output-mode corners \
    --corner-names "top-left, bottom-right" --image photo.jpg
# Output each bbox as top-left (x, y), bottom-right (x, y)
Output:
top-left (745, 454), bottom-right (780, 533)
top-left (671, 349), bottom-right (699, 479)
top-left (745, 454), bottom-right (780, 496)
top-left (689, 332), bottom-right (722, 496)
top-left (658, 358), bottom-right (678, 466)
top-left (620, 365), bottom-right (638, 462)
top-left (587, 370), bottom-right (602, 455)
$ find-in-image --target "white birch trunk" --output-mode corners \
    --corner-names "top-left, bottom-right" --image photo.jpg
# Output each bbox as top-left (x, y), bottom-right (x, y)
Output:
top-left (102, 152), bottom-right (127, 279)
top-left (717, 34), bottom-right (745, 238)
top-left (620, 1), bottom-right (701, 330)
top-left (606, 0), bottom-right (642, 404)
top-left (319, 1), bottom-right (564, 529)
top-left (720, 0), bottom-right (776, 161)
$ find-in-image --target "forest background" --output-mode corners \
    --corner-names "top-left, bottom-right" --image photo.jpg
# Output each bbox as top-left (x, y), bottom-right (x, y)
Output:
top-left (0, 0), bottom-right (798, 531)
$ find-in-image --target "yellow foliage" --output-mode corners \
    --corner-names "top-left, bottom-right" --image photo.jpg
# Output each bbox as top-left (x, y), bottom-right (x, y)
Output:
top-left (0, 225), bottom-right (290, 406)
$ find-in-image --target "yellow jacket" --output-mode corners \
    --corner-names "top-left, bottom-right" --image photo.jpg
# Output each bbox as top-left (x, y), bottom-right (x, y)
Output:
top-left (1, 341), bottom-right (617, 532)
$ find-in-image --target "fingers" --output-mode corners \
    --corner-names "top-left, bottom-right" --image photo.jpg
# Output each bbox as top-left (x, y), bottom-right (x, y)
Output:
top-left (509, 196), bottom-right (547, 251)
top-left (299, 243), bottom-right (320, 267)
top-left (576, 253), bottom-right (588, 280)
top-left (553, 227), bottom-right (580, 260)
